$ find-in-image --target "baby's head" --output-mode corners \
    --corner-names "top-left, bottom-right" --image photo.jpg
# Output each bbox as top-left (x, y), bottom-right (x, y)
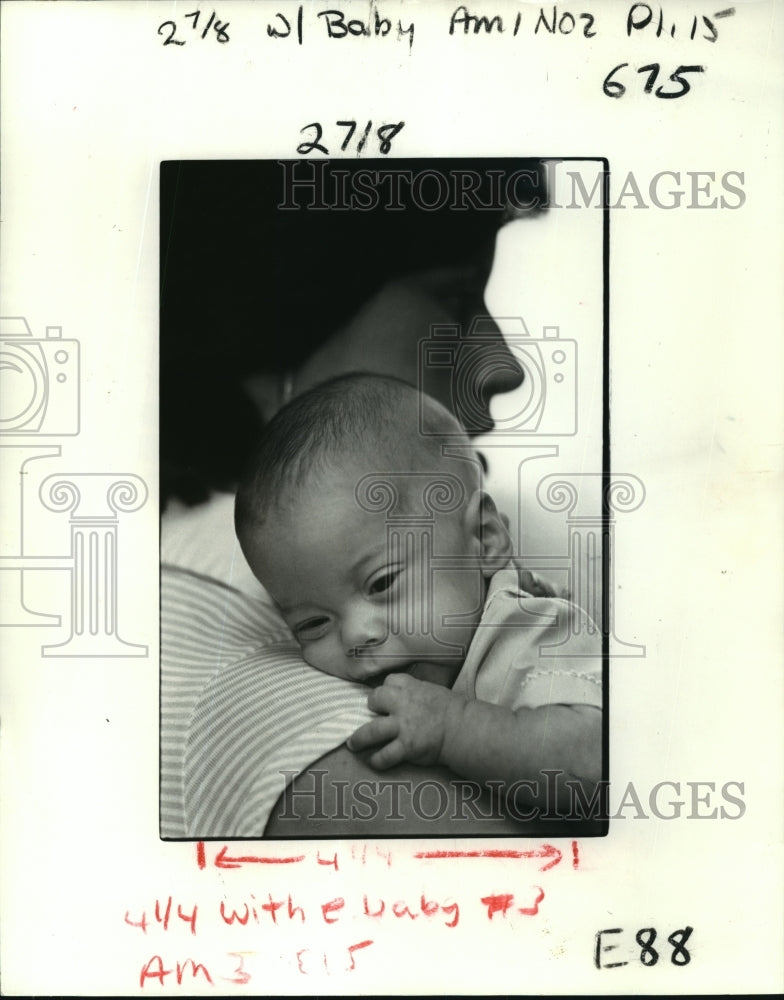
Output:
top-left (235, 373), bottom-right (511, 683)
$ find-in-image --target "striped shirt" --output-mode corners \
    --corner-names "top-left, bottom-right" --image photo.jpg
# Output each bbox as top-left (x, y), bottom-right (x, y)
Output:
top-left (161, 563), bottom-right (601, 839)
top-left (160, 564), bottom-right (370, 838)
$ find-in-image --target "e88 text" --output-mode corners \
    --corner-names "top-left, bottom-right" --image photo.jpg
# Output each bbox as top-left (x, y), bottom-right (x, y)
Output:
top-left (595, 926), bottom-right (693, 969)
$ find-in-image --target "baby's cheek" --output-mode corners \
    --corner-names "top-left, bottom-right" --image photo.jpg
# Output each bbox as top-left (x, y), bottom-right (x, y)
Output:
top-left (304, 639), bottom-right (350, 680)
top-left (301, 641), bottom-right (326, 671)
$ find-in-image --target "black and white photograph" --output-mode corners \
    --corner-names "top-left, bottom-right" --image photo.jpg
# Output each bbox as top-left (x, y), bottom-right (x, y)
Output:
top-left (159, 158), bottom-right (608, 840)
top-left (1, 1), bottom-right (782, 995)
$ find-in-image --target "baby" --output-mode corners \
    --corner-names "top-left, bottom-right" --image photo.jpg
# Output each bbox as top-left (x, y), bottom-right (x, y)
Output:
top-left (235, 373), bottom-right (602, 811)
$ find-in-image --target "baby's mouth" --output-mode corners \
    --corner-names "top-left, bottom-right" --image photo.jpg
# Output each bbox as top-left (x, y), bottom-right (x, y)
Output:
top-left (363, 661), bottom-right (459, 689)
top-left (406, 661), bottom-right (460, 688)
top-left (364, 663), bottom-right (414, 687)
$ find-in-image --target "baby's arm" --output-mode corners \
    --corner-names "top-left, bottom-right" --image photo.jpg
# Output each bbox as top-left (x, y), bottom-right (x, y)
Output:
top-left (349, 673), bottom-right (601, 798)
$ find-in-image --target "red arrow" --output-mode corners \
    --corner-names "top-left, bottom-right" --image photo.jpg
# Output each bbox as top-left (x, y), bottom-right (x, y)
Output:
top-left (214, 846), bottom-right (306, 870)
top-left (413, 844), bottom-right (563, 871)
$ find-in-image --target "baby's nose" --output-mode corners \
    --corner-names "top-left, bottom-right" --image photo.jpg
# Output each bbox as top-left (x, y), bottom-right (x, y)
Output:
top-left (342, 605), bottom-right (387, 656)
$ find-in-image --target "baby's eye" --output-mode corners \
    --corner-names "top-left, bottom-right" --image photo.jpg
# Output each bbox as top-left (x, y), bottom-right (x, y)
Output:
top-left (294, 617), bottom-right (330, 641)
top-left (368, 569), bottom-right (400, 596)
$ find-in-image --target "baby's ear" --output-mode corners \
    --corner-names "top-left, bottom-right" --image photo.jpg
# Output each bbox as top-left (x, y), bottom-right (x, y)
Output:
top-left (466, 490), bottom-right (513, 577)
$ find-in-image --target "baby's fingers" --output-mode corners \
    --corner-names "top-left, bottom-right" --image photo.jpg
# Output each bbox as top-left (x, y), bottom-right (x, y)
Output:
top-left (368, 738), bottom-right (406, 771)
top-left (347, 716), bottom-right (398, 753)
top-left (367, 673), bottom-right (411, 714)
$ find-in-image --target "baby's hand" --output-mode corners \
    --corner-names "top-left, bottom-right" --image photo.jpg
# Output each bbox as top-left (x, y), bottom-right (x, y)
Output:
top-left (348, 673), bottom-right (465, 770)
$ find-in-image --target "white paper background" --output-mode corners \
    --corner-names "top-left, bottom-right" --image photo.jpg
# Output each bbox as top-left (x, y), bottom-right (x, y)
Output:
top-left (1, 0), bottom-right (782, 994)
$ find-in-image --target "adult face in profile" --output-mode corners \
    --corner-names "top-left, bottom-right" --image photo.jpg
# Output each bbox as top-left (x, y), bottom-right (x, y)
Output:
top-left (293, 262), bottom-right (524, 436)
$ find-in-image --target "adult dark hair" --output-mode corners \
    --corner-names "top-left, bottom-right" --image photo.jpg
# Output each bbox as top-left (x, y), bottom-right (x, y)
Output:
top-left (160, 158), bottom-right (545, 509)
